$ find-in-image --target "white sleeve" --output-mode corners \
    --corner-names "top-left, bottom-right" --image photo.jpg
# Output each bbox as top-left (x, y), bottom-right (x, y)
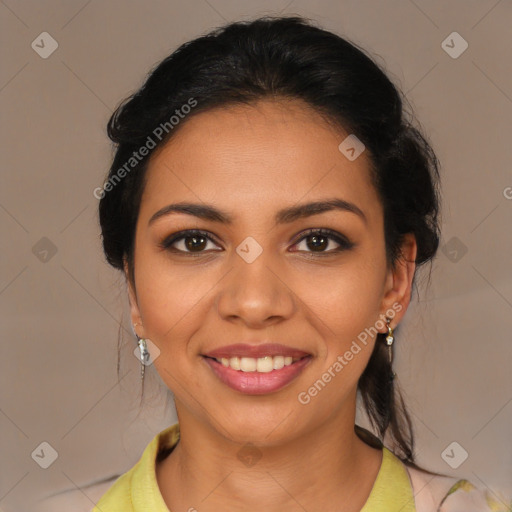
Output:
top-left (407, 466), bottom-right (506, 512)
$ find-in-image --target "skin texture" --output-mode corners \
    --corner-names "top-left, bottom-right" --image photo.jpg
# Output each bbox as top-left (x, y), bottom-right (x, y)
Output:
top-left (126, 98), bottom-right (417, 512)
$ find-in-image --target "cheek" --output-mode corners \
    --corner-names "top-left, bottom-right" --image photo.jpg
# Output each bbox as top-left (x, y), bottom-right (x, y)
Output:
top-left (129, 238), bottom-right (216, 399)
top-left (293, 257), bottom-right (385, 336)
top-left (293, 272), bottom-right (382, 411)
top-left (137, 266), bottom-right (212, 393)
top-left (134, 255), bottom-right (220, 356)
top-left (291, 260), bottom-right (385, 393)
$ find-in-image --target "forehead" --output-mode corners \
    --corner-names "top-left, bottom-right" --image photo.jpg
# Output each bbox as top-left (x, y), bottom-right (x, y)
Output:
top-left (140, 99), bottom-right (380, 224)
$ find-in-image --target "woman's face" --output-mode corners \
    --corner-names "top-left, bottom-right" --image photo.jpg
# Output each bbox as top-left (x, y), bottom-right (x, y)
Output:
top-left (127, 98), bottom-right (415, 445)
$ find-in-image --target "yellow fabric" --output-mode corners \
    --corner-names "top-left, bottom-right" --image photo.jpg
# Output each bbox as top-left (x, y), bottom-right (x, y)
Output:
top-left (360, 444), bottom-right (416, 512)
top-left (93, 422), bottom-right (416, 512)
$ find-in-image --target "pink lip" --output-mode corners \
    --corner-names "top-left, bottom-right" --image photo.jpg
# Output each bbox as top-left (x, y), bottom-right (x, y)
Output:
top-left (203, 355), bottom-right (312, 395)
top-left (203, 343), bottom-right (311, 359)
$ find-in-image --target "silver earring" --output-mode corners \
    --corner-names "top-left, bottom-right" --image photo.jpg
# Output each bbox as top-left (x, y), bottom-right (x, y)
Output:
top-left (137, 337), bottom-right (149, 381)
top-left (132, 322), bottom-right (147, 382)
top-left (385, 317), bottom-right (396, 380)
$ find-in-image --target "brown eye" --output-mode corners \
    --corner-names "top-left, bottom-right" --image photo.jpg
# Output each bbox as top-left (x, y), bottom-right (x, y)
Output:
top-left (183, 234), bottom-right (208, 252)
top-left (159, 230), bottom-right (221, 254)
top-left (292, 229), bottom-right (354, 255)
top-left (302, 233), bottom-right (330, 252)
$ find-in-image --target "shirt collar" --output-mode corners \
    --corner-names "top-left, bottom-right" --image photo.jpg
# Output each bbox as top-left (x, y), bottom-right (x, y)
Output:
top-left (131, 422), bottom-right (416, 512)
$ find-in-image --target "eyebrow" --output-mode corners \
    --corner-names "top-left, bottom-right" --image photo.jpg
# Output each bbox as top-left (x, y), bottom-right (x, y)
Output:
top-left (148, 198), bottom-right (367, 226)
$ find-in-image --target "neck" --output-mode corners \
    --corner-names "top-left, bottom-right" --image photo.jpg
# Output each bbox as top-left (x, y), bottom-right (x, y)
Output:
top-left (156, 401), bottom-right (383, 512)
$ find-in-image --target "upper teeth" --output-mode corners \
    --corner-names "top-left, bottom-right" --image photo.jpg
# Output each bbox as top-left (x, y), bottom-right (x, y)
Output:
top-left (216, 355), bottom-right (299, 372)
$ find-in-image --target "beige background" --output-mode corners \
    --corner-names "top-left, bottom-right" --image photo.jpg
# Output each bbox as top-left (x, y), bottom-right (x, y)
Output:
top-left (1, 1), bottom-right (511, 511)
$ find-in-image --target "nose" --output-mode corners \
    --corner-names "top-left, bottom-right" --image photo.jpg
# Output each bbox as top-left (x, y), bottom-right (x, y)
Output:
top-left (215, 245), bottom-right (296, 328)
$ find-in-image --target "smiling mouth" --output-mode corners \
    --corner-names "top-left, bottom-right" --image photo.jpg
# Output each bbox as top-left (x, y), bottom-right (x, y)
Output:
top-left (202, 354), bottom-right (311, 373)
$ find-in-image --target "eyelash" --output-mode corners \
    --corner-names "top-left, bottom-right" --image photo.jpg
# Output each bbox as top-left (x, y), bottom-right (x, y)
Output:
top-left (158, 228), bottom-right (354, 257)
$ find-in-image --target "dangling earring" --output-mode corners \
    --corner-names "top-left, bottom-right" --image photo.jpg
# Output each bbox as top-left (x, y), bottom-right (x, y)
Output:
top-left (137, 338), bottom-right (149, 381)
top-left (385, 317), bottom-right (396, 381)
top-left (133, 322), bottom-right (148, 382)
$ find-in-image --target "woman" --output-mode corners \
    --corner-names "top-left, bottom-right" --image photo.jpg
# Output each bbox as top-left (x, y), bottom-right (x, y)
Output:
top-left (94, 15), bottom-right (498, 512)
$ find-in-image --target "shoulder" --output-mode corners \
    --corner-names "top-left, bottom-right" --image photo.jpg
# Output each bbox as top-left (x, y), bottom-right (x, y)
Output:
top-left (92, 470), bottom-right (135, 512)
top-left (37, 423), bottom-right (180, 512)
top-left (93, 422), bottom-right (180, 512)
top-left (406, 465), bottom-right (506, 512)
top-left (34, 476), bottom-right (126, 512)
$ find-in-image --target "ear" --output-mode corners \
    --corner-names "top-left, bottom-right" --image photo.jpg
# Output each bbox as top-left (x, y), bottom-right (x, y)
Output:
top-left (379, 233), bottom-right (417, 330)
top-left (124, 258), bottom-right (147, 339)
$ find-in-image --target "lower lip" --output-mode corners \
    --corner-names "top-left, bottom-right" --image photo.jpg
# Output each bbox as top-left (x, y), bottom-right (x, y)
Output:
top-left (203, 356), bottom-right (312, 395)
